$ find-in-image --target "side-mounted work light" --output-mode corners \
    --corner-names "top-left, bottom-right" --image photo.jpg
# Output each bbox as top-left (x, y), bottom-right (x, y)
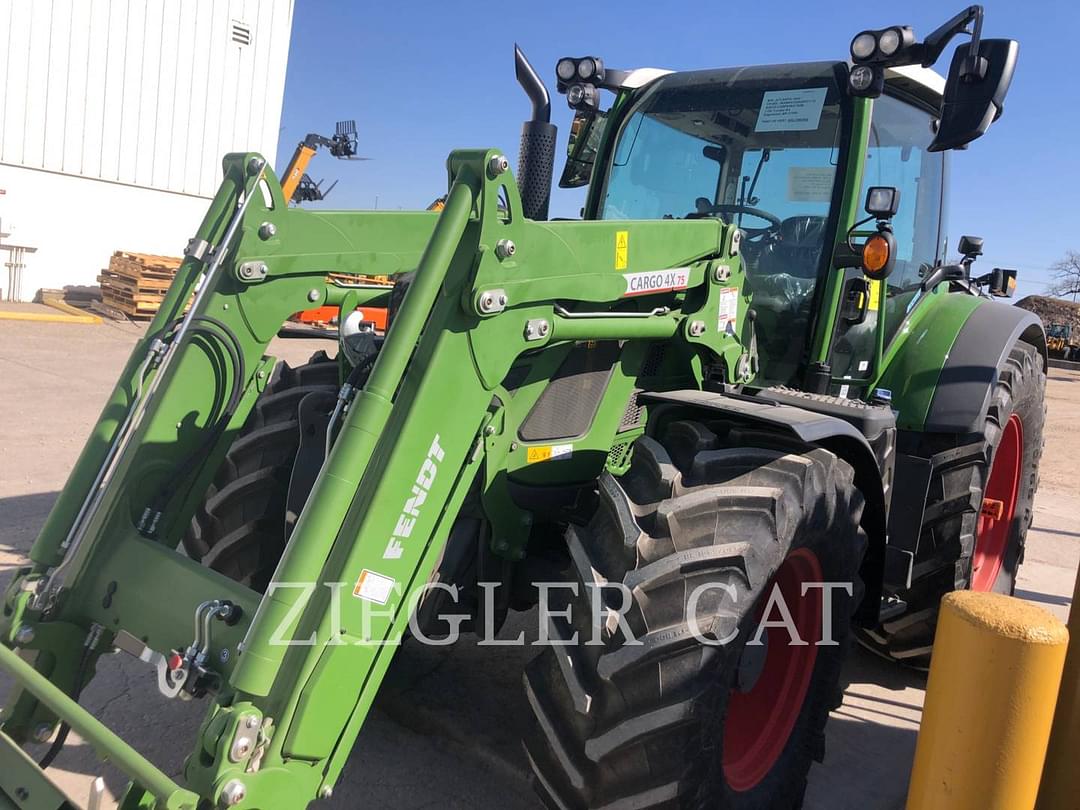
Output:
top-left (834, 186), bottom-right (901, 280)
top-left (865, 186), bottom-right (900, 218)
top-left (556, 56), bottom-right (605, 111)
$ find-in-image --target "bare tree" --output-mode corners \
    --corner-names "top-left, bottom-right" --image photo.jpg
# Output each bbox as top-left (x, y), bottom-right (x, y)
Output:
top-left (1049, 251), bottom-right (1080, 301)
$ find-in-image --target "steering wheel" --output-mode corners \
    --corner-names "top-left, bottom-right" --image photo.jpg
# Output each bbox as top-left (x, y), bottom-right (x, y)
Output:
top-left (687, 199), bottom-right (782, 239)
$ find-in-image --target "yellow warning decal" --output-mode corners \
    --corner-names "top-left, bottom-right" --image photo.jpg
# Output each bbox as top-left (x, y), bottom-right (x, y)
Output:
top-left (615, 231), bottom-right (629, 270)
top-left (867, 278), bottom-right (881, 311)
top-left (526, 443), bottom-right (573, 464)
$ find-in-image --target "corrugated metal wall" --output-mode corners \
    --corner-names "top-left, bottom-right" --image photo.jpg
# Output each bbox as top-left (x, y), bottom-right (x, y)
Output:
top-left (0, 0), bottom-right (294, 198)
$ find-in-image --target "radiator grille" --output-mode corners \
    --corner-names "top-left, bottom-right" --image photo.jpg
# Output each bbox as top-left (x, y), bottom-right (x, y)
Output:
top-left (518, 342), bottom-right (620, 442)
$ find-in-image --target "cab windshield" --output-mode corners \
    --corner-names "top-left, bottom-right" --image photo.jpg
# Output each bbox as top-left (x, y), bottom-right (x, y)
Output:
top-left (598, 62), bottom-right (850, 385)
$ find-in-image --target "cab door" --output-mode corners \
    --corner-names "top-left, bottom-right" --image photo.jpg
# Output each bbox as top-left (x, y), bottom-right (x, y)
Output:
top-left (828, 91), bottom-right (947, 396)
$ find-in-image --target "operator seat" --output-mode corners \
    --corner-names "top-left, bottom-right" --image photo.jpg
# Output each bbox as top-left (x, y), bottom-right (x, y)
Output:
top-left (752, 215), bottom-right (829, 280)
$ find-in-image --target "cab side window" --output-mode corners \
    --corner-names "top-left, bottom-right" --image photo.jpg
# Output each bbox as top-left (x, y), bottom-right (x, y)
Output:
top-left (861, 94), bottom-right (946, 340)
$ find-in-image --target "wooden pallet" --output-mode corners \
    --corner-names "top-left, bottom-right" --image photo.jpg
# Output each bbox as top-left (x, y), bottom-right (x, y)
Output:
top-left (97, 251), bottom-right (184, 319)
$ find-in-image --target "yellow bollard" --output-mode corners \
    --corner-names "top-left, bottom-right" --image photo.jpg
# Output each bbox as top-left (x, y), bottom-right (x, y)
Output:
top-left (907, 591), bottom-right (1069, 810)
top-left (1037, 566), bottom-right (1080, 810)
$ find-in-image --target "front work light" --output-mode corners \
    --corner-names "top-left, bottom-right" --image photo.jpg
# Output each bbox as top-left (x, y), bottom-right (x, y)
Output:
top-left (566, 82), bottom-right (600, 111)
top-left (849, 65), bottom-right (875, 92)
top-left (555, 56), bottom-right (604, 89)
top-left (556, 58), bottom-right (577, 82)
top-left (851, 31), bottom-right (876, 60)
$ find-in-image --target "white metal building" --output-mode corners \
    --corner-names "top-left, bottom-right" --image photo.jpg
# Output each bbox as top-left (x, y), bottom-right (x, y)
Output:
top-left (0, 0), bottom-right (295, 300)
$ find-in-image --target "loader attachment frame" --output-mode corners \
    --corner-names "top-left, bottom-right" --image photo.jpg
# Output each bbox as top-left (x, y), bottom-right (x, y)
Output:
top-left (1, 149), bottom-right (739, 808)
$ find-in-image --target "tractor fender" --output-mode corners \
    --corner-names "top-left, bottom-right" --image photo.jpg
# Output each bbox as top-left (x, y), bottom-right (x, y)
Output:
top-left (924, 300), bottom-right (1046, 434)
top-left (641, 390), bottom-right (887, 624)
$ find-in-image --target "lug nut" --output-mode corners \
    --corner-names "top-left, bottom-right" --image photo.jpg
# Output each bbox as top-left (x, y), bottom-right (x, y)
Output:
top-left (495, 239), bottom-right (516, 259)
top-left (487, 155), bottom-right (509, 177)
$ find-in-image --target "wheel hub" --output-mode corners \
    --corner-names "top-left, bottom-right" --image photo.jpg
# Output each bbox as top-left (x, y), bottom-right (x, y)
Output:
top-left (971, 414), bottom-right (1024, 592)
top-left (722, 548), bottom-right (823, 792)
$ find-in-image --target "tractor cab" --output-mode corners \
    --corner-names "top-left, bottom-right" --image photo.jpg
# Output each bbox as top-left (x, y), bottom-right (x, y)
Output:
top-left (549, 6), bottom-right (1016, 393)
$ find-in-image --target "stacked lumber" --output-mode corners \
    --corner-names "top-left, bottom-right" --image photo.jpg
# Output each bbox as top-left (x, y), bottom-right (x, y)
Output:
top-left (97, 252), bottom-right (182, 318)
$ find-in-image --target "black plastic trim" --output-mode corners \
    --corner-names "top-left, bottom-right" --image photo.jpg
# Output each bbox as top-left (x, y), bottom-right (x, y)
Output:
top-left (924, 302), bottom-right (1046, 433)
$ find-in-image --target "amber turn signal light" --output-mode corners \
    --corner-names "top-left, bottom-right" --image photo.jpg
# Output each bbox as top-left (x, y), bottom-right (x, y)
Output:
top-left (861, 231), bottom-right (896, 280)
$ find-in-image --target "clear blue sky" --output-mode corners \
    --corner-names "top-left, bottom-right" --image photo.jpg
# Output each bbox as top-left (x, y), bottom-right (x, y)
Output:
top-left (275, 0), bottom-right (1079, 300)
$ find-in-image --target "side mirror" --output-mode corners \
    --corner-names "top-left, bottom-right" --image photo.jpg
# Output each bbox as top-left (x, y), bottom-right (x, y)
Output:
top-left (559, 109), bottom-right (607, 188)
top-left (929, 38), bottom-right (1018, 152)
top-left (957, 234), bottom-right (984, 260)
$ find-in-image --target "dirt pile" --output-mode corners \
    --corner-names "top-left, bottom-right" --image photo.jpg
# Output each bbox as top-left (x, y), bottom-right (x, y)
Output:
top-left (1015, 295), bottom-right (1080, 331)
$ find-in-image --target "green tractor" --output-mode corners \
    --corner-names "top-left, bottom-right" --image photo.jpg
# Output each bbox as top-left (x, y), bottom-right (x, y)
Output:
top-left (0, 6), bottom-right (1045, 809)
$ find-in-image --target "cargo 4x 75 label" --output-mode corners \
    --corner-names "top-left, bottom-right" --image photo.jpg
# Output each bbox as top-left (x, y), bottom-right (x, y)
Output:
top-left (623, 267), bottom-right (690, 296)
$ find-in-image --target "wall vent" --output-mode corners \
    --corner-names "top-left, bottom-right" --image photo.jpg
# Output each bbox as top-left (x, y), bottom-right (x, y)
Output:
top-left (231, 20), bottom-right (252, 46)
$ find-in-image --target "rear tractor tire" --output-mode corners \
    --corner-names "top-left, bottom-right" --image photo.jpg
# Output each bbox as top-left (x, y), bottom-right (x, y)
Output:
top-left (859, 341), bottom-right (1046, 665)
top-left (524, 421), bottom-right (867, 809)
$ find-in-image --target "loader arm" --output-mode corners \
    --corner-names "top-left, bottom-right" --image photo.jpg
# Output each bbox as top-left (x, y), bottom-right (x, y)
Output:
top-left (1, 149), bottom-right (738, 808)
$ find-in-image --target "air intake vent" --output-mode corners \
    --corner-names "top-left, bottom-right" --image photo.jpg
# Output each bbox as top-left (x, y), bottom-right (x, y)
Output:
top-left (231, 20), bottom-right (252, 46)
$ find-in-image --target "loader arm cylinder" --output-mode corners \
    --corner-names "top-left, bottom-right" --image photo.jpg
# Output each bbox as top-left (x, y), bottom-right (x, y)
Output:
top-left (37, 160), bottom-right (268, 606)
top-left (230, 180), bottom-right (475, 697)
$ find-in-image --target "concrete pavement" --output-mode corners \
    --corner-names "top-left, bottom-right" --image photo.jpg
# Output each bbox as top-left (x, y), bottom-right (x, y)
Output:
top-left (1, 316), bottom-right (1076, 809)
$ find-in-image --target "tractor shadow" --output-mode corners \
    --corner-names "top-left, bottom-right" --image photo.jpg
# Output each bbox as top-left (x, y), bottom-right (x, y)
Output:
top-left (0, 491), bottom-right (61, 574)
top-left (806, 644), bottom-right (924, 807)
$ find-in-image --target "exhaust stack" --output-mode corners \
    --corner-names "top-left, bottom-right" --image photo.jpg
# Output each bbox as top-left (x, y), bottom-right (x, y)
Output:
top-left (514, 45), bottom-right (556, 221)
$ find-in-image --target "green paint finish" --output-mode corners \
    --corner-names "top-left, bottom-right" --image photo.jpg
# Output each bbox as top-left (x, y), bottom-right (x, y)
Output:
top-left (0, 646), bottom-right (200, 809)
top-left (874, 288), bottom-right (982, 430)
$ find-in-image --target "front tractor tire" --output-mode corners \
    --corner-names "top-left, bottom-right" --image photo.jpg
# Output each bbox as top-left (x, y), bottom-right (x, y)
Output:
top-left (183, 353), bottom-right (339, 589)
top-left (524, 422), bottom-right (867, 809)
top-left (861, 342), bottom-right (1046, 665)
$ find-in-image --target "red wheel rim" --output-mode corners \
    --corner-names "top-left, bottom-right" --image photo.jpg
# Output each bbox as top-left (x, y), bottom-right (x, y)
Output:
top-left (971, 414), bottom-right (1024, 592)
top-left (722, 548), bottom-right (823, 792)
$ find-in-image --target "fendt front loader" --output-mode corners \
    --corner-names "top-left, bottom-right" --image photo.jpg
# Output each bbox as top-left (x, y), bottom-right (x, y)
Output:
top-left (1, 7), bottom-right (1045, 809)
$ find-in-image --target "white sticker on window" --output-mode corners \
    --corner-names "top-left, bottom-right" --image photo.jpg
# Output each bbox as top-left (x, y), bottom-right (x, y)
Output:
top-left (717, 287), bottom-right (739, 335)
top-left (755, 88), bottom-right (828, 132)
top-left (788, 167), bottom-right (836, 202)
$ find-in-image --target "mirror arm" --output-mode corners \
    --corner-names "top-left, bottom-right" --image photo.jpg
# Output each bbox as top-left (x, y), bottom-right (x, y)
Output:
top-left (921, 263), bottom-right (969, 292)
top-left (910, 5), bottom-right (984, 74)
